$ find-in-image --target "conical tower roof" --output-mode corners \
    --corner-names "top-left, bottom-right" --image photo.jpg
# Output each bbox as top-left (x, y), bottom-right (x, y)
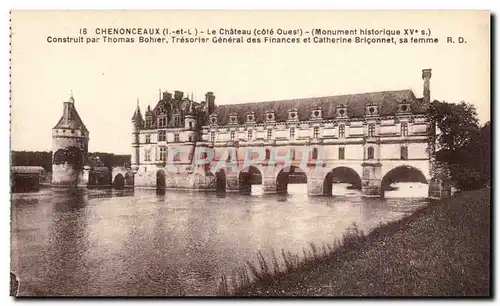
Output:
top-left (131, 99), bottom-right (144, 127)
top-left (53, 95), bottom-right (88, 134)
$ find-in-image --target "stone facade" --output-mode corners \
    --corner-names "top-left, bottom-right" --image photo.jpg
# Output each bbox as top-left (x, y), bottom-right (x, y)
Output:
top-left (131, 69), bottom-right (450, 198)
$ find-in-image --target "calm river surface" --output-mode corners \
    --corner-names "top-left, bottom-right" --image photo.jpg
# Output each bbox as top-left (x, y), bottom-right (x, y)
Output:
top-left (11, 185), bottom-right (428, 296)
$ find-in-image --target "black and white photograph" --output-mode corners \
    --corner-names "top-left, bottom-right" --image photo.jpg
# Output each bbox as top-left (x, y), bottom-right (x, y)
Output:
top-left (9, 10), bottom-right (491, 297)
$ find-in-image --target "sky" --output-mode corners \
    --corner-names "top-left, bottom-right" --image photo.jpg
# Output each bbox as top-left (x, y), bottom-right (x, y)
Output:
top-left (10, 10), bottom-right (490, 154)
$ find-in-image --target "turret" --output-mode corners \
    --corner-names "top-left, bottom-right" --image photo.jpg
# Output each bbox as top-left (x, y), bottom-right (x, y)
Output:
top-left (51, 94), bottom-right (90, 186)
top-left (131, 99), bottom-right (143, 171)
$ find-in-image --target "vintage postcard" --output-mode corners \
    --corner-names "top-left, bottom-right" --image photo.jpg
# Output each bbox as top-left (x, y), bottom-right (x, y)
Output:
top-left (9, 10), bottom-right (490, 297)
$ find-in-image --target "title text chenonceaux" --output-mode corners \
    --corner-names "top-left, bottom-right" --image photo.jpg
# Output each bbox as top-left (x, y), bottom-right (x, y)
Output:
top-left (50, 69), bottom-right (450, 199)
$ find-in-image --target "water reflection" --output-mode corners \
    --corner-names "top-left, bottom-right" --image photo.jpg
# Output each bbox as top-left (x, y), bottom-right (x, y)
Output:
top-left (11, 186), bottom-right (427, 296)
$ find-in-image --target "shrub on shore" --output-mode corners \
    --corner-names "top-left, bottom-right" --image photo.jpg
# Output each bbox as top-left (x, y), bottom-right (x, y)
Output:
top-left (217, 223), bottom-right (365, 296)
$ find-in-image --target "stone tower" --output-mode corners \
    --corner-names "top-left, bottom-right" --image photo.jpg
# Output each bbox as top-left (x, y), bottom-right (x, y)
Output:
top-left (52, 94), bottom-right (90, 186)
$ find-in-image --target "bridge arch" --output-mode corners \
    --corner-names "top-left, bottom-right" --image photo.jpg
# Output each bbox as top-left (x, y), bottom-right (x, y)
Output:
top-left (276, 165), bottom-right (308, 194)
top-left (112, 173), bottom-right (125, 190)
top-left (381, 165), bottom-right (428, 197)
top-left (239, 165), bottom-right (263, 194)
top-left (124, 172), bottom-right (134, 187)
top-left (156, 170), bottom-right (166, 194)
top-left (323, 166), bottom-right (362, 196)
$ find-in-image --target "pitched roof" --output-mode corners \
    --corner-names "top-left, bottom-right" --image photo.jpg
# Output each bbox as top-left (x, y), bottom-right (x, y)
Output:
top-left (11, 166), bottom-right (45, 174)
top-left (53, 101), bottom-right (88, 133)
top-left (209, 89), bottom-right (427, 125)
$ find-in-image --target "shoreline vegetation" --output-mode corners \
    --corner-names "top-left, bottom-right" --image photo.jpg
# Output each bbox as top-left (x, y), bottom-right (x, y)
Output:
top-left (219, 189), bottom-right (490, 297)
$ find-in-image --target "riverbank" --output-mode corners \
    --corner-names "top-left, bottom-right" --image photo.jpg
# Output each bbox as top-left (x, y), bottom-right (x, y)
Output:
top-left (231, 189), bottom-right (491, 296)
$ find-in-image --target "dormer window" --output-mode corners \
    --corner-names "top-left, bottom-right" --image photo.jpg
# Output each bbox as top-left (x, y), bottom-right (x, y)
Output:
top-left (311, 107), bottom-right (323, 120)
top-left (265, 110), bottom-right (275, 122)
top-left (172, 115), bottom-right (182, 127)
top-left (229, 112), bottom-right (238, 125)
top-left (365, 102), bottom-right (379, 117)
top-left (158, 116), bottom-right (166, 128)
top-left (209, 114), bottom-right (218, 125)
top-left (145, 116), bottom-right (152, 129)
top-left (288, 108), bottom-right (298, 121)
top-left (398, 100), bottom-right (412, 114)
top-left (336, 104), bottom-right (348, 118)
top-left (246, 112), bottom-right (256, 124)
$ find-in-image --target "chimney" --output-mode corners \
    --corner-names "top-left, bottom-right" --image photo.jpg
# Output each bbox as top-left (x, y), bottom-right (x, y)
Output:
top-left (206, 92), bottom-right (216, 114)
top-left (162, 91), bottom-right (172, 101)
top-left (174, 90), bottom-right (184, 101)
top-left (422, 69), bottom-right (432, 104)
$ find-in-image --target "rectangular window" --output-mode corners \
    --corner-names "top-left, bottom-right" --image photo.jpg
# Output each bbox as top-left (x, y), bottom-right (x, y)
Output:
top-left (145, 134), bottom-right (151, 144)
top-left (313, 127), bottom-right (320, 138)
top-left (144, 149), bottom-right (151, 161)
top-left (339, 147), bottom-right (345, 160)
top-left (401, 146), bottom-right (408, 160)
top-left (401, 122), bottom-right (408, 136)
top-left (189, 121), bottom-right (193, 129)
top-left (339, 125), bottom-right (345, 138)
top-left (158, 130), bottom-right (166, 142)
top-left (267, 129), bottom-right (272, 140)
top-left (158, 116), bottom-right (166, 128)
top-left (230, 131), bottom-right (235, 141)
top-left (174, 133), bottom-right (180, 142)
top-left (145, 118), bottom-right (152, 129)
top-left (368, 124), bottom-right (376, 137)
top-left (248, 129), bottom-right (252, 140)
top-left (159, 147), bottom-right (167, 161)
top-left (211, 131), bottom-right (216, 143)
top-left (367, 147), bottom-right (374, 160)
top-left (290, 128), bottom-right (295, 139)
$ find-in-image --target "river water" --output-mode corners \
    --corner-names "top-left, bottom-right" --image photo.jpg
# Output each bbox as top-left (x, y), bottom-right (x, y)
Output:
top-left (11, 184), bottom-right (428, 296)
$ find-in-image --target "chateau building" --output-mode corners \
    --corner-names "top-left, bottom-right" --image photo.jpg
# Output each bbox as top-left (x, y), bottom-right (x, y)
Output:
top-left (131, 69), bottom-right (447, 197)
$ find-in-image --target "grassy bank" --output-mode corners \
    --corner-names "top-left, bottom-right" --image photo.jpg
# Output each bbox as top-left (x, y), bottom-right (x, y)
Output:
top-left (227, 189), bottom-right (490, 296)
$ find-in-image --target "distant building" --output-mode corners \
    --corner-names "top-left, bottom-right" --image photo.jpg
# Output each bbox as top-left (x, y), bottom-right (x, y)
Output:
top-left (130, 69), bottom-right (447, 197)
top-left (11, 166), bottom-right (45, 192)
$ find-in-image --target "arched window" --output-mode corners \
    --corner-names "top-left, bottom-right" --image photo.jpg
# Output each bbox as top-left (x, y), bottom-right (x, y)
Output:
top-left (367, 147), bottom-right (374, 160)
top-left (312, 148), bottom-right (318, 160)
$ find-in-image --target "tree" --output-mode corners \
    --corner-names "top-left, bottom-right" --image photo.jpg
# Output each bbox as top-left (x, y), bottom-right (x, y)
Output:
top-left (430, 101), bottom-right (480, 153)
top-left (430, 100), bottom-right (490, 190)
